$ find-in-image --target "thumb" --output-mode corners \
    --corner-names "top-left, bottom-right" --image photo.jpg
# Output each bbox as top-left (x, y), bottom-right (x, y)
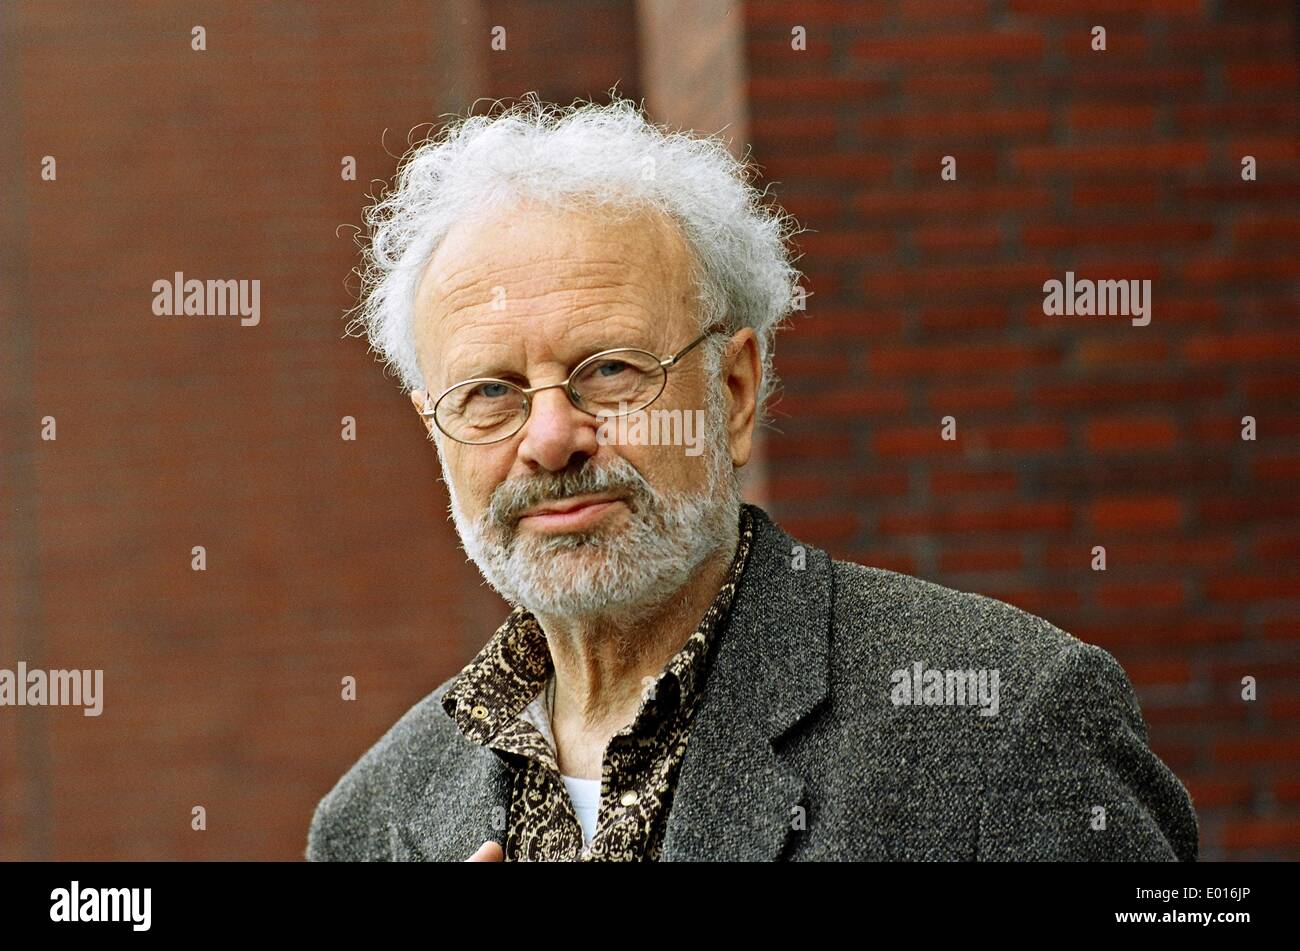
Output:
top-left (465, 840), bottom-right (504, 862)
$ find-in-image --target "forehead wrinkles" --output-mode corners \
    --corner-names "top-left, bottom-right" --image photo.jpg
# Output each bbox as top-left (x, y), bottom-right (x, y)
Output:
top-left (428, 200), bottom-right (694, 306)
top-left (431, 273), bottom-right (665, 369)
top-left (415, 204), bottom-right (701, 381)
top-left (441, 308), bottom-right (650, 383)
top-left (432, 256), bottom-right (665, 320)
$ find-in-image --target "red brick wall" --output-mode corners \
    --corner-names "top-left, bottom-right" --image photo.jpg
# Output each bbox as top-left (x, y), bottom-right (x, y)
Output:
top-left (486, 0), bottom-right (642, 102)
top-left (0, 0), bottom-right (640, 860)
top-left (746, 0), bottom-right (1300, 859)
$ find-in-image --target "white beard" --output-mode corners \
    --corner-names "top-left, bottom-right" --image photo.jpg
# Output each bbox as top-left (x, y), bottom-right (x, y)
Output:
top-left (440, 383), bottom-right (740, 623)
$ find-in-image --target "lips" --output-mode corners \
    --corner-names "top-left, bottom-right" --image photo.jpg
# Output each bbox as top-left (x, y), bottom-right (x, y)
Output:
top-left (511, 493), bottom-right (631, 535)
top-left (519, 493), bottom-right (624, 519)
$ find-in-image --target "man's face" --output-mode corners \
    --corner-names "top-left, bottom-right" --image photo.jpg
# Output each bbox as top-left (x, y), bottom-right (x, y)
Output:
top-left (408, 199), bottom-right (754, 620)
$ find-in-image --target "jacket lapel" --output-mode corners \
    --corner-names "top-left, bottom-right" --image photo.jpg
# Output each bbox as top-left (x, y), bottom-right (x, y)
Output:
top-left (659, 504), bottom-right (832, 861)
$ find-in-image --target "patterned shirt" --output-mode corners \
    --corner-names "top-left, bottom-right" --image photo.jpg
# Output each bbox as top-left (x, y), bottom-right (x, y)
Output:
top-left (441, 504), bottom-right (756, 861)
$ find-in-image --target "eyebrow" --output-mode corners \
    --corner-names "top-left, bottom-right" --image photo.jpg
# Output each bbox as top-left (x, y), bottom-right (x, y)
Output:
top-left (443, 338), bottom-right (650, 389)
top-left (444, 360), bottom-right (528, 387)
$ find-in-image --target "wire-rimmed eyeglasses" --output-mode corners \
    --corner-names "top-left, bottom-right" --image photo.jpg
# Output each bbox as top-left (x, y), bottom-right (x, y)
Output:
top-left (420, 328), bottom-right (722, 445)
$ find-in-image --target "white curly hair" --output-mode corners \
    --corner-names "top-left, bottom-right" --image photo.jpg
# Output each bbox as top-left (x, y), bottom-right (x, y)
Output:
top-left (344, 91), bottom-right (804, 422)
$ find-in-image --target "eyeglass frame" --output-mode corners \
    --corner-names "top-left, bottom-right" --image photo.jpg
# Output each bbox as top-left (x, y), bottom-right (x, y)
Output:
top-left (419, 326), bottom-right (725, 445)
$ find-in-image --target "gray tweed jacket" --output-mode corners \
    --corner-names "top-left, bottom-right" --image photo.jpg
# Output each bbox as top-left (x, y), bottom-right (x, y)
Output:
top-left (306, 502), bottom-right (1198, 861)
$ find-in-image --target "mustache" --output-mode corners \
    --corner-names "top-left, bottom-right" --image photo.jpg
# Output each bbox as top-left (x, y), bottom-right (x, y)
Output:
top-left (486, 457), bottom-right (650, 527)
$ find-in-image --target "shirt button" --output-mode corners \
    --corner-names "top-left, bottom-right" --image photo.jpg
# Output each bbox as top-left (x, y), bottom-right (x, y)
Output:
top-left (470, 705), bottom-right (489, 720)
top-left (619, 790), bottom-right (639, 807)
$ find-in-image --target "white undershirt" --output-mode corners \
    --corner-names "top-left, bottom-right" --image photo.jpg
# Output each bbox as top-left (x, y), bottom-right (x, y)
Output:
top-left (559, 774), bottom-right (602, 846)
top-left (520, 676), bottom-right (602, 846)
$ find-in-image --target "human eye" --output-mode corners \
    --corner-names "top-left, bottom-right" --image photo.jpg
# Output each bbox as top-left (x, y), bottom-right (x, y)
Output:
top-left (445, 379), bottom-right (518, 419)
top-left (591, 358), bottom-right (632, 378)
top-left (471, 381), bottom-right (515, 399)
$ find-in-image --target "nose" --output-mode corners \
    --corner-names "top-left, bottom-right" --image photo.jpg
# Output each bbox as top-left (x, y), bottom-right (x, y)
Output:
top-left (515, 385), bottom-right (601, 472)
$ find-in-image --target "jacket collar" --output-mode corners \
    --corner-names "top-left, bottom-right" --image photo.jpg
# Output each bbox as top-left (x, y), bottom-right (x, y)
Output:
top-left (400, 502), bottom-right (831, 861)
top-left (658, 502), bottom-right (831, 860)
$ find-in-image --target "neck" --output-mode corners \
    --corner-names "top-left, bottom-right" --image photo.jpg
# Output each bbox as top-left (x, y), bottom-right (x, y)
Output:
top-left (534, 517), bottom-right (740, 748)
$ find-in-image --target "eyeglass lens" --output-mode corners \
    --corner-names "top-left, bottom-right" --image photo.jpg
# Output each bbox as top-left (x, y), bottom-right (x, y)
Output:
top-left (437, 349), bottom-right (666, 443)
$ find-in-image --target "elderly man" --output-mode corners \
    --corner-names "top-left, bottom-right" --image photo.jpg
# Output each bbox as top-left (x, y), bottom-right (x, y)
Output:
top-left (306, 96), bottom-right (1198, 862)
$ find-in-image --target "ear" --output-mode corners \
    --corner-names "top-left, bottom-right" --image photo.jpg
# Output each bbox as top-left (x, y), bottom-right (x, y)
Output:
top-left (722, 328), bottom-right (760, 468)
top-left (409, 390), bottom-right (436, 437)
